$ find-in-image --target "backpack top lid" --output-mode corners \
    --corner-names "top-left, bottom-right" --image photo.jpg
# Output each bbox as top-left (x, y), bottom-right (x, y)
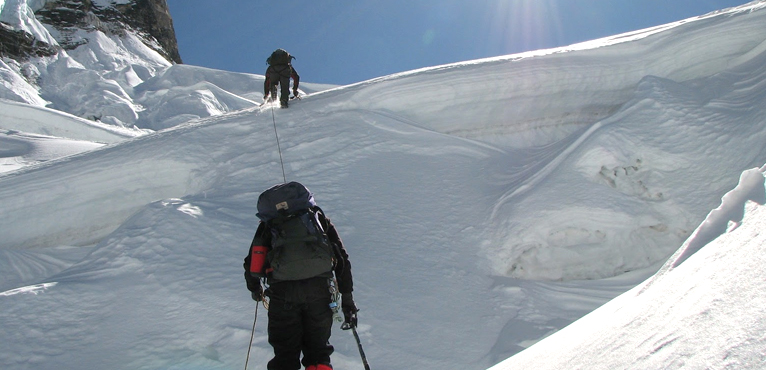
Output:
top-left (256, 181), bottom-right (316, 222)
top-left (267, 48), bottom-right (295, 66)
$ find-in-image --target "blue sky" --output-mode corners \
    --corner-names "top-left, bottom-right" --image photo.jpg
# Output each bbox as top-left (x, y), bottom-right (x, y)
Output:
top-left (166, 0), bottom-right (751, 85)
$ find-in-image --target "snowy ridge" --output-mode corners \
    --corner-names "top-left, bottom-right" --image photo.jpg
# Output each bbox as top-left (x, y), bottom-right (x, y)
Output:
top-left (657, 166), bottom-right (766, 273)
top-left (0, 0), bottom-right (56, 46)
top-left (0, 99), bottom-right (144, 175)
top-left (1, 0), bottom-right (275, 129)
top-left (0, 130), bottom-right (105, 174)
top-left (0, 2), bottom-right (766, 370)
top-left (492, 166), bottom-right (766, 370)
top-left (320, 1), bottom-right (766, 150)
top-left (0, 99), bottom-right (144, 141)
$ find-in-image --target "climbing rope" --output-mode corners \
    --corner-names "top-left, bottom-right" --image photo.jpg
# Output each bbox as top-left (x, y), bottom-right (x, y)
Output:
top-left (270, 103), bottom-right (288, 183)
top-left (243, 303), bottom-right (259, 370)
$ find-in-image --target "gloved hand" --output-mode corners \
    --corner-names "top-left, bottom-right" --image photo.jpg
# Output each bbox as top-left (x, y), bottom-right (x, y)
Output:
top-left (251, 286), bottom-right (263, 302)
top-left (292, 89), bottom-right (299, 97)
top-left (341, 293), bottom-right (358, 329)
top-left (263, 94), bottom-right (269, 101)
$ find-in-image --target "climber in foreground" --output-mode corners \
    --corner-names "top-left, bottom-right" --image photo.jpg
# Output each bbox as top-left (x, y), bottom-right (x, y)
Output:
top-left (263, 48), bottom-right (300, 108)
top-left (244, 181), bottom-right (357, 370)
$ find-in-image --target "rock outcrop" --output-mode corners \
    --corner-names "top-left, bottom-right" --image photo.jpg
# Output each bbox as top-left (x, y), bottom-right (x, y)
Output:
top-left (0, 22), bottom-right (57, 59)
top-left (1, 0), bottom-right (181, 64)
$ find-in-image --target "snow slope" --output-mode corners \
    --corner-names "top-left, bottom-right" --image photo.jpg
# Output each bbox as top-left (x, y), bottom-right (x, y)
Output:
top-left (0, 0), bottom-right (334, 131)
top-left (0, 99), bottom-right (144, 141)
top-left (0, 97), bottom-right (137, 175)
top-left (1, 2), bottom-right (766, 370)
top-left (492, 166), bottom-right (766, 370)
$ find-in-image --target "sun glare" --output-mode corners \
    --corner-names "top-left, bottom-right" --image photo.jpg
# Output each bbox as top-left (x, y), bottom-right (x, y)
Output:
top-left (485, 0), bottom-right (566, 54)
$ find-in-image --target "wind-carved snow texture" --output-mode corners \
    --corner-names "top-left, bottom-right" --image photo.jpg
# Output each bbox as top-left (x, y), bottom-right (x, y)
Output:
top-left (486, 31), bottom-right (766, 281)
top-left (492, 166), bottom-right (766, 370)
top-left (1, 2), bottom-right (766, 370)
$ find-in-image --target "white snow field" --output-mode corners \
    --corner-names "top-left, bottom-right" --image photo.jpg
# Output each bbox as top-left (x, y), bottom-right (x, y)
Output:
top-left (491, 166), bottom-right (766, 370)
top-left (1, 1), bottom-right (766, 370)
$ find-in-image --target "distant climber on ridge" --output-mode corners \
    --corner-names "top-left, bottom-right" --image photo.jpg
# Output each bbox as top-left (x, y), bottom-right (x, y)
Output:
top-left (264, 48), bottom-right (300, 108)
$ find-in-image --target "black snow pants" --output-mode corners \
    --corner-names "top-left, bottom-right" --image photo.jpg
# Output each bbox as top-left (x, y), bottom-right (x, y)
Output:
top-left (268, 65), bottom-right (292, 106)
top-left (267, 296), bottom-right (334, 370)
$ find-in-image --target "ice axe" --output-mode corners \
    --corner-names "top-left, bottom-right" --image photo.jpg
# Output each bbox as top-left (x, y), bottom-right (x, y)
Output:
top-left (342, 312), bottom-right (371, 370)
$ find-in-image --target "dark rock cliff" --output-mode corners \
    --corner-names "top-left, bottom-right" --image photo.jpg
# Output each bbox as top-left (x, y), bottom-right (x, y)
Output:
top-left (0, 22), bottom-right (58, 59)
top-left (118, 0), bottom-right (181, 64)
top-left (0, 0), bottom-right (182, 63)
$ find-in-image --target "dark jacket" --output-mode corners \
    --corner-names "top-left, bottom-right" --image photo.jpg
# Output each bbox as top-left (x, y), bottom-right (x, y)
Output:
top-left (244, 208), bottom-right (353, 303)
top-left (263, 64), bottom-right (300, 95)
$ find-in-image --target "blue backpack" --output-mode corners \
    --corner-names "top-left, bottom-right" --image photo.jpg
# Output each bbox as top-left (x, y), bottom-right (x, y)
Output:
top-left (256, 182), bottom-right (336, 281)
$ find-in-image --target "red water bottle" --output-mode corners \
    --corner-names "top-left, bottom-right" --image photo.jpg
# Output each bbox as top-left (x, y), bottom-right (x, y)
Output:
top-left (249, 244), bottom-right (269, 277)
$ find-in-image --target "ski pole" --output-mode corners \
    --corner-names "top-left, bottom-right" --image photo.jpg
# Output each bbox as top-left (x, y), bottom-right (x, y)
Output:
top-left (244, 303), bottom-right (259, 370)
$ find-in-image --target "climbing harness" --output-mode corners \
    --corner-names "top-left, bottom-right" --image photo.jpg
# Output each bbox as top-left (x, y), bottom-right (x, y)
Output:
top-left (328, 278), bottom-right (343, 323)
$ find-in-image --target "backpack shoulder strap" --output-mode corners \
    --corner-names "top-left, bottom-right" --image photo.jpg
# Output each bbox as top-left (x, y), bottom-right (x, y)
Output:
top-left (312, 206), bottom-right (326, 226)
top-left (311, 206), bottom-right (345, 262)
